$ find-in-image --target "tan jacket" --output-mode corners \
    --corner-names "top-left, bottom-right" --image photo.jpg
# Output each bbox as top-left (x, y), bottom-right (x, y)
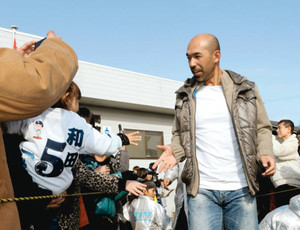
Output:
top-left (0, 38), bottom-right (78, 230)
top-left (170, 70), bottom-right (273, 197)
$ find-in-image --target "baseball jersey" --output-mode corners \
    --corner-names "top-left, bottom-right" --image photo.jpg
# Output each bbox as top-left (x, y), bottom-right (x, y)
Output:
top-left (6, 108), bottom-right (121, 194)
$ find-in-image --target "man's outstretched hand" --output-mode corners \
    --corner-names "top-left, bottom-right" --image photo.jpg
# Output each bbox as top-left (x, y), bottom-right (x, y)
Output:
top-left (152, 145), bottom-right (178, 173)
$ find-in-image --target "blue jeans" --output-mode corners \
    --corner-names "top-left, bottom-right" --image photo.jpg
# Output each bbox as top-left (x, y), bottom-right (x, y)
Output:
top-left (187, 187), bottom-right (258, 230)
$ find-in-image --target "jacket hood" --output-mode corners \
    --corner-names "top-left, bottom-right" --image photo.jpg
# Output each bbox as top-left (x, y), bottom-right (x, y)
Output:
top-left (289, 194), bottom-right (300, 218)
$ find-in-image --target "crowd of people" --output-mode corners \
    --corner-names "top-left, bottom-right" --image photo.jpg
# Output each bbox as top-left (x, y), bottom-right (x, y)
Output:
top-left (0, 30), bottom-right (299, 230)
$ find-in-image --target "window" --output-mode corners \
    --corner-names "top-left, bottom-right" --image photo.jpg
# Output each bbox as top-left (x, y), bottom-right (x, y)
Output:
top-left (124, 129), bottom-right (164, 159)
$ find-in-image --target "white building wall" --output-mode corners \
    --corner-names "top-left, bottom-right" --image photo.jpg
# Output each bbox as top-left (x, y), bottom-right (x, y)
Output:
top-left (0, 27), bottom-right (42, 49)
top-left (76, 61), bottom-right (180, 113)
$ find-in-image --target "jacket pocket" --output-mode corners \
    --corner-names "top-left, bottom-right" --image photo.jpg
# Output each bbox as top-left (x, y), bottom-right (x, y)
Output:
top-left (175, 98), bottom-right (191, 132)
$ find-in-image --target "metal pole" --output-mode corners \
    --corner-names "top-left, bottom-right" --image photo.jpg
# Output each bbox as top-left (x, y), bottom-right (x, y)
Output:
top-left (10, 25), bottom-right (18, 49)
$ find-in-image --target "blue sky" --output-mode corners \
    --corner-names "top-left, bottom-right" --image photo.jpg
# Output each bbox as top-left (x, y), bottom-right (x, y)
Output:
top-left (1, 0), bottom-right (300, 125)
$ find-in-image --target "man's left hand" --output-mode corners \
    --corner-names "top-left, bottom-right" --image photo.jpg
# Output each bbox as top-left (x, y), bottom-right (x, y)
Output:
top-left (259, 155), bottom-right (276, 176)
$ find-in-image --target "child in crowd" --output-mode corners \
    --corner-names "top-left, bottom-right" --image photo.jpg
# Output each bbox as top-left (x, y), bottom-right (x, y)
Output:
top-left (157, 179), bottom-right (167, 208)
top-left (133, 166), bottom-right (140, 174)
top-left (123, 181), bottom-right (172, 230)
top-left (80, 153), bottom-right (132, 230)
top-left (4, 81), bottom-right (142, 195)
top-left (149, 162), bottom-right (159, 186)
top-left (136, 167), bottom-right (149, 182)
top-left (78, 106), bottom-right (137, 230)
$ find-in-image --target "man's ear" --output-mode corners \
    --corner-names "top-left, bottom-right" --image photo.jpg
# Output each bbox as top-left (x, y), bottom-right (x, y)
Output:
top-left (213, 50), bottom-right (221, 63)
top-left (288, 126), bottom-right (292, 134)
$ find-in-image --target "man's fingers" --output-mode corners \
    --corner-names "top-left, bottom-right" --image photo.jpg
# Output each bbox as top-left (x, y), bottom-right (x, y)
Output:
top-left (170, 162), bottom-right (176, 171)
top-left (157, 145), bottom-right (166, 151)
top-left (159, 161), bottom-right (168, 173)
top-left (164, 181), bottom-right (170, 190)
top-left (164, 179), bottom-right (171, 190)
top-left (263, 166), bottom-right (276, 176)
top-left (152, 158), bottom-right (162, 170)
top-left (262, 161), bottom-right (276, 176)
top-left (132, 187), bottom-right (144, 196)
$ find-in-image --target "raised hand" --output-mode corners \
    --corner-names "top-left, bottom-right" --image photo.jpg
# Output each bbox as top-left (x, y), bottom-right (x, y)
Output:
top-left (126, 131), bottom-right (141, 146)
top-left (17, 40), bottom-right (37, 57)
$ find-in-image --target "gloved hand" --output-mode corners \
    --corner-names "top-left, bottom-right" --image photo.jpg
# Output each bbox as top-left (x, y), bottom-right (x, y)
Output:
top-left (117, 133), bottom-right (130, 146)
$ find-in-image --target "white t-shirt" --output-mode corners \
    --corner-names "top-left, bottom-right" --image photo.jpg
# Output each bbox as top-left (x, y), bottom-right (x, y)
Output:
top-left (195, 86), bottom-right (247, 190)
top-left (6, 108), bottom-right (122, 194)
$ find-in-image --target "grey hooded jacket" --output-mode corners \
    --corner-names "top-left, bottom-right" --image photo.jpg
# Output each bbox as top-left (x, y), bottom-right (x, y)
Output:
top-left (170, 70), bottom-right (273, 197)
top-left (259, 195), bottom-right (300, 230)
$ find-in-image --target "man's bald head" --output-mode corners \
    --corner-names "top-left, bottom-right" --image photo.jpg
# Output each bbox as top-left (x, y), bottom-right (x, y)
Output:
top-left (186, 33), bottom-right (222, 84)
top-left (188, 33), bottom-right (220, 54)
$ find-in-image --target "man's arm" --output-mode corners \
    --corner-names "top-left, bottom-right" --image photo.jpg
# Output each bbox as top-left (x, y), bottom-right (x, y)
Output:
top-left (0, 30), bottom-right (78, 122)
top-left (255, 85), bottom-right (275, 176)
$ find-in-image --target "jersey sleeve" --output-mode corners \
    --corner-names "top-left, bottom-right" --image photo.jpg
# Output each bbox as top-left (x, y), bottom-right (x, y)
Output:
top-left (80, 120), bottom-right (122, 156)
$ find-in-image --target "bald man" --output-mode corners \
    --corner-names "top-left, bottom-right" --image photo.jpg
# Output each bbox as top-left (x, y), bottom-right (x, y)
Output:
top-left (153, 34), bottom-right (275, 230)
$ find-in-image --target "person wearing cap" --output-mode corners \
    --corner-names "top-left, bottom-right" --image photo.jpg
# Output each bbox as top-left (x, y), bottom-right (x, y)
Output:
top-left (123, 181), bottom-right (172, 230)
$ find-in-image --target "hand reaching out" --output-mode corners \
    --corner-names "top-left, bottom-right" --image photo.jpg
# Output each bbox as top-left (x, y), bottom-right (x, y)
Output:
top-left (125, 180), bottom-right (147, 196)
top-left (152, 145), bottom-right (178, 173)
top-left (126, 131), bottom-right (141, 146)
